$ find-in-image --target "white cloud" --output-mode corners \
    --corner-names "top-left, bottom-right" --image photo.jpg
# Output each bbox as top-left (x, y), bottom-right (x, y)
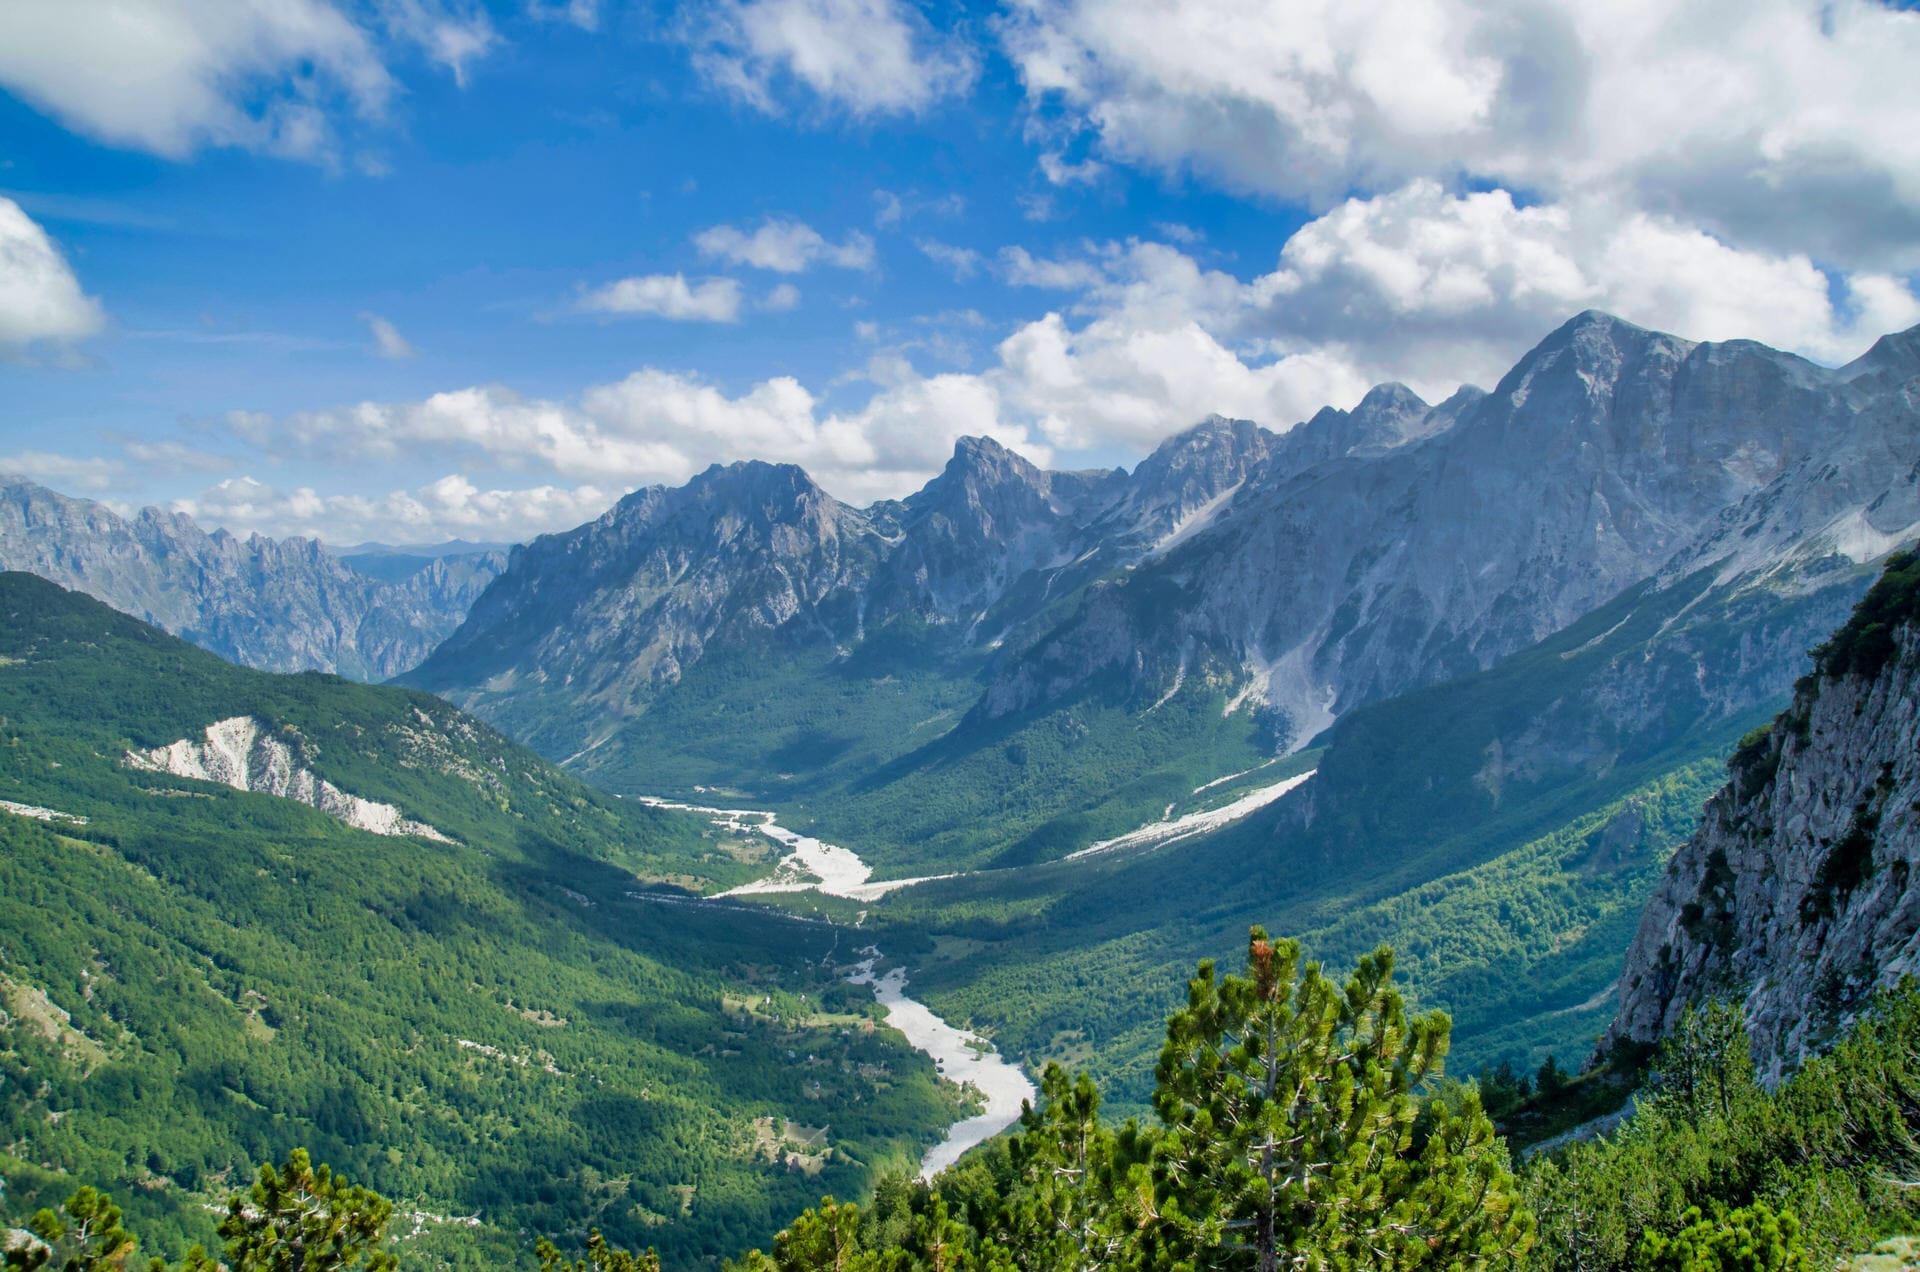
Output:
top-left (0, 450), bottom-right (122, 493)
top-left (695, 218), bottom-right (876, 272)
top-left (1037, 151), bottom-right (1104, 186)
top-left (1246, 182), bottom-right (1920, 388)
top-left (694, 0), bottom-right (976, 117)
top-left (0, 198), bottom-right (106, 355)
top-left (763, 282), bottom-right (803, 312)
top-left (528, 0), bottom-right (598, 30)
top-left (0, 0), bottom-right (391, 161)
top-left (578, 274), bottom-right (744, 322)
top-left (118, 440), bottom-right (240, 476)
top-left (0, 0), bottom-right (494, 163)
top-left (999, 245), bottom-right (1108, 291)
top-left (1002, 0), bottom-right (1920, 270)
top-left (383, 0), bottom-right (497, 87)
top-left (917, 239), bottom-right (983, 281)
top-left (360, 311), bottom-right (418, 358)
top-left (175, 473), bottom-right (617, 544)
top-left (208, 201), bottom-right (1920, 538)
top-left (211, 353), bottom-right (1054, 512)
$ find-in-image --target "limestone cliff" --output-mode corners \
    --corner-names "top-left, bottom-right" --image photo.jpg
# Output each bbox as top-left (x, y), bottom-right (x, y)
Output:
top-left (1602, 551), bottom-right (1920, 1080)
top-left (127, 715), bottom-right (451, 842)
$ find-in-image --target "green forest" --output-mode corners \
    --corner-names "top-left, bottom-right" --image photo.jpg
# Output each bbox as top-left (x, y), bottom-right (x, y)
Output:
top-left (13, 934), bottom-right (1918, 1272)
top-left (0, 574), bottom-right (963, 1266)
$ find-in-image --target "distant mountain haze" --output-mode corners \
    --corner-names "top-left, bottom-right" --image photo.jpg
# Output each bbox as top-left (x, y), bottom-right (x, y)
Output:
top-left (0, 478), bottom-right (507, 680)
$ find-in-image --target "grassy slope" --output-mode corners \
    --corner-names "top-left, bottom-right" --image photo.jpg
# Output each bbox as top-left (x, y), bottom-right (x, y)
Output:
top-left (0, 574), bottom-right (960, 1267)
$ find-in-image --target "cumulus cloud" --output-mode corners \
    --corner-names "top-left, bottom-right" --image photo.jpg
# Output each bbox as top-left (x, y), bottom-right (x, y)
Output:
top-left (202, 198), bottom-right (1920, 540)
top-left (0, 0), bottom-right (492, 162)
top-left (360, 312), bottom-right (418, 358)
top-left (210, 349), bottom-right (1055, 511)
top-left (1002, 0), bottom-right (1920, 270)
top-left (577, 274), bottom-right (744, 322)
top-left (0, 198), bottom-right (107, 356)
top-left (693, 0), bottom-right (975, 117)
top-left (695, 218), bottom-right (876, 273)
top-left (1246, 182), bottom-right (1920, 389)
top-left (175, 473), bottom-right (617, 544)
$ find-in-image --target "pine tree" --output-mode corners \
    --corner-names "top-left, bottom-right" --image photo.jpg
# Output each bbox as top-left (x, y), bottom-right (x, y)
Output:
top-left (1011, 1064), bottom-right (1129, 1272)
top-left (217, 1149), bottom-right (397, 1272)
top-left (737, 1197), bottom-right (868, 1272)
top-left (536, 1229), bottom-right (661, 1272)
top-left (1151, 929), bottom-right (1531, 1272)
top-left (11, 1187), bottom-right (137, 1272)
top-left (1635, 1203), bottom-right (1810, 1272)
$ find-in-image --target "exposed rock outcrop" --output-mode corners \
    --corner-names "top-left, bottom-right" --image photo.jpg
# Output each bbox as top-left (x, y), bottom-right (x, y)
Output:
top-left (1603, 552), bottom-right (1920, 1080)
top-left (128, 716), bottom-right (451, 841)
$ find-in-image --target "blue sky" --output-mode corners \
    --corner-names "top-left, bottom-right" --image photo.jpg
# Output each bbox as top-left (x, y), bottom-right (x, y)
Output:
top-left (3, 0), bottom-right (1919, 545)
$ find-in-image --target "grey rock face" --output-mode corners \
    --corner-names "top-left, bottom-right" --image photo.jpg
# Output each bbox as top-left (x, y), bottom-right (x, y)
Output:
top-left (412, 310), bottom-right (1920, 771)
top-left (1603, 613), bottom-right (1920, 1081)
top-left (411, 461), bottom-right (889, 728)
top-left (978, 312), bottom-right (1920, 747)
top-left (0, 479), bottom-right (503, 680)
top-left (405, 425), bottom-right (1274, 724)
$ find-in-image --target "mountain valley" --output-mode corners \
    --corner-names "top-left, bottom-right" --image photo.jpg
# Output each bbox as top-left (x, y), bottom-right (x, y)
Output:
top-left (6, 309), bottom-right (1920, 1267)
top-left (0, 574), bottom-right (967, 1266)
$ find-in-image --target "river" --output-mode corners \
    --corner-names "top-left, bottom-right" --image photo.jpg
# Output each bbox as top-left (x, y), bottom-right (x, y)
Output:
top-left (636, 797), bottom-right (1035, 1179)
top-left (639, 768), bottom-right (1314, 1179)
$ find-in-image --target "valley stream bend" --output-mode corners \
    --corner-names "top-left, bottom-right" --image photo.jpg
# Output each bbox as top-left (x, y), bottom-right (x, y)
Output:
top-left (637, 797), bottom-right (1038, 1180)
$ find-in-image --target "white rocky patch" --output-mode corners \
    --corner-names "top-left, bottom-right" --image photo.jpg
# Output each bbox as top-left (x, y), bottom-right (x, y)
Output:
top-left (0, 799), bottom-right (86, 825)
top-left (126, 716), bottom-right (450, 842)
top-left (1067, 770), bottom-right (1317, 861)
top-left (1149, 480), bottom-right (1243, 558)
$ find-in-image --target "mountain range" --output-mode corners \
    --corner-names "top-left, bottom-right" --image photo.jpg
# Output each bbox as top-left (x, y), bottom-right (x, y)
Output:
top-left (5, 308), bottom-right (1920, 1247)
top-left (402, 312), bottom-right (1918, 874)
top-left (0, 478), bottom-right (505, 681)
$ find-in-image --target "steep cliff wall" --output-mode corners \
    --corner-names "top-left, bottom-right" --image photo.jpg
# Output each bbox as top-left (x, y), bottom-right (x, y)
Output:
top-left (1603, 551), bottom-right (1920, 1080)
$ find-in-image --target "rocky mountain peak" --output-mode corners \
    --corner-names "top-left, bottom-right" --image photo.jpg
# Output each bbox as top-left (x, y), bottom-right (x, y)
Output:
top-left (1109, 416), bottom-right (1276, 546)
top-left (1839, 322), bottom-right (1920, 396)
top-left (1138, 415), bottom-right (1272, 474)
top-left (917, 436), bottom-right (1055, 510)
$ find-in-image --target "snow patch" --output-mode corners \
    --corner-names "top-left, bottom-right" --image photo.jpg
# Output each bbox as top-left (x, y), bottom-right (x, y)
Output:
top-left (127, 717), bottom-right (450, 841)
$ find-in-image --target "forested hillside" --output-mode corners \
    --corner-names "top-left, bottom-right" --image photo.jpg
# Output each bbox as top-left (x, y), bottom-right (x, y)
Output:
top-left (0, 575), bottom-right (962, 1266)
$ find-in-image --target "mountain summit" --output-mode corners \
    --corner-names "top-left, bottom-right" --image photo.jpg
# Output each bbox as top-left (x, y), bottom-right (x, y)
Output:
top-left (403, 313), bottom-right (1919, 868)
